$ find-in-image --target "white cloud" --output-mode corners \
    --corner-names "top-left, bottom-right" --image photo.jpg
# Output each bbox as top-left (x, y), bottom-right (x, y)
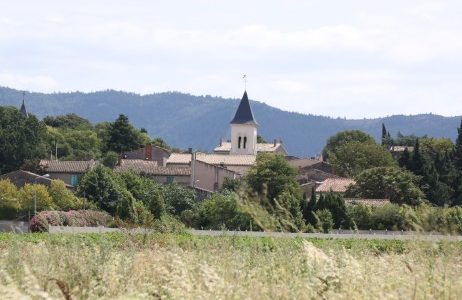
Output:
top-left (0, 73), bottom-right (58, 92)
top-left (0, 0), bottom-right (462, 118)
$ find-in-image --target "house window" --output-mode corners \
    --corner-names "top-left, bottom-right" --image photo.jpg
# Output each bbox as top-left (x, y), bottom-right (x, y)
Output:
top-left (167, 176), bottom-right (174, 184)
top-left (71, 175), bottom-right (78, 186)
top-left (238, 136), bottom-right (242, 149)
top-left (243, 137), bottom-right (247, 149)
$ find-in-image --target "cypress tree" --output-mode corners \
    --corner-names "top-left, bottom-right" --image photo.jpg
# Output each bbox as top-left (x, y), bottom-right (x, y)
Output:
top-left (381, 123), bottom-right (387, 146)
top-left (399, 147), bottom-right (411, 170)
top-left (303, 187), bottom-right (318, 226)
top-left (452, 119), bottom-right (462, 205)
top-left (454, 119), bottom-right (462, 170)
top-left (411, 138), bottom-right (424, 175)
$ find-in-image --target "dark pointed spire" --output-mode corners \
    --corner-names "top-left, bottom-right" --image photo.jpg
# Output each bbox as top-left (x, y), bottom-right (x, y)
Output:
top-left (230, 91), bottom-right (258, 126)
top-left (20, 91), bottom-right (28, 117)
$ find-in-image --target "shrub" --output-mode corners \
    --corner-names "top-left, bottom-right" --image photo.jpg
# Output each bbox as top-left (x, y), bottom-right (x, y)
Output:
top-left (0, 179), bottom-right (20, 219)
top-left (188, 192), bottom-right (253, 230)
top-left (49, 180), bottom-right (84, 211)
top-left (347, 203), bottom-right (373, 230)
top-left (152, 214), bottom-right (186, 233)
top-left (370, 204), bottom-right (406, 230)
top-left (347, 167), bottom-right (425, 205)
top-left (162, 184), bottom-right (196, 216)
top-left (29, 210), bottom-right (112, 232)
top-left (316, 209), bottom-right (334, 233)
top-left (315, 193), bottom-right (350, 228)
top-left (18, 184), bottom-right (53, 213)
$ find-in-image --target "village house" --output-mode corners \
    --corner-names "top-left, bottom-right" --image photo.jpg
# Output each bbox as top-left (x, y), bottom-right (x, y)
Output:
top-left (121, 144), bottom-right (171, 166)
top-left (39, 159), bottom-right (97, 186)
top-left (0, 170), bottom-right (73, 189)
top-left (114, 159), bottom-right (191, 186)
top-left (389, 145), bottom-right (414, 159)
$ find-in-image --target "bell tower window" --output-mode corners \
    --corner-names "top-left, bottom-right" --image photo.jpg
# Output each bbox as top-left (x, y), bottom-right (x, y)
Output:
top-left (238, 136), bottom-right (242, 149)
top-left (243, 137), bottom-right (247, 149)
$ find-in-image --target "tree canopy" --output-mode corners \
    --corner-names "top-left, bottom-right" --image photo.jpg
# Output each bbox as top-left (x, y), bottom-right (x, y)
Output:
top-left (328, 141), bottom-right (396, 177)
top-left (323, 130), bottom-right (376, 160)
top-left (0, 106), bottom-right (47, 174)
top-left (346, 167), bottom-right (425, 205)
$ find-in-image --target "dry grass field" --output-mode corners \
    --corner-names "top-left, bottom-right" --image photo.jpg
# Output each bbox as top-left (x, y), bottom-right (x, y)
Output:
top-left (0, 233), bottom-right (461, 299)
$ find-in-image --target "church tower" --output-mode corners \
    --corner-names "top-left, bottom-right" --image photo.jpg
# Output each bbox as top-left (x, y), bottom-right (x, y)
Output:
top-left (230, 91), bottom-right (258, 155)
top-left (20, 91), bottom-right (28, 117)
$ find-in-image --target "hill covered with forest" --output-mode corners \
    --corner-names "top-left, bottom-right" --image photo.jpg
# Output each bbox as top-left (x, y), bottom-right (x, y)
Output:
top-left (0, 86), bottom-right (460, 157)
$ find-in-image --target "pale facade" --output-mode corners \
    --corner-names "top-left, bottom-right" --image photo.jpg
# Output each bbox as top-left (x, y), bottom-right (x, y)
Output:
top-left (230, 124), bottom-right (257, 155)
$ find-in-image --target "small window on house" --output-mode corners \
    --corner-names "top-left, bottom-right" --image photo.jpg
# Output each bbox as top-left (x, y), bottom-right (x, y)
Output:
top-left (167, 176), bottom-right (174, 184)
top-left (71, 175), bottom-right (78, 186)
top-left (238, 136), bottom-right (242, 149)
top-left (243, 137), bottom-right (247, 149)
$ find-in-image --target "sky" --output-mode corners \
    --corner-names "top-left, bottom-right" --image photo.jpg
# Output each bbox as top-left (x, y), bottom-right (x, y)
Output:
top-left (1, 0), bottom-right (462, 118)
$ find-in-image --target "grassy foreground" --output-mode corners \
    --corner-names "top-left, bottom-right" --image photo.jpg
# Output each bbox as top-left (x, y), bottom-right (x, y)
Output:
top-left (0, 233), bottom-right (461, 299)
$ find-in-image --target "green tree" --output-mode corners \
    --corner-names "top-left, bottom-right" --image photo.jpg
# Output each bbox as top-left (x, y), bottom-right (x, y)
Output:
top-left (189, 192), bottom-right (253, 230)
top-left (0, 107), bottom-right (47, 173)
top-left (453, 119), bottom-right (462, 205)
top-left (0, 179), bottom-right (20, 219)
top-left (410, 138), bottom-right (424, 175)
top-left (346, 203), bottom-right (372, 230)
top-left (315, 192), bottom-right (349, 228)
top-left (102, 151), bottom-right (119, 168)
top-left (303, 187), bottom-right (318, 226)
top-left (323, 130), bottom-right (376, 161)
top-left (328, 141), bottom-right (396, 177)
top-left (116, 171), bottom-right (166, 218)
top-left (18, 184), bottom-right (53, 214)
top-left (346, 167), bottom-right (425, 205)
top-left (398, 147), bottom-right (411, 169)
top-left (151, 137), bottom-right (170, 150)
top-left (162, 184), bottom-right (196, 216)
top-left (45, 126), bottom-right (102, 160)
top-left (455, 119), bottom-right (462, 170)
top-left (246, 153), bottom-right (302, 203)
top-left (106, 114), bottom-right (144, 153)
top-left (381, 123), bottom-right (393, 147)
top-left (43, 113), bottom-right (92, 129)
top-left (49, 180), bottom-right (83, 210)
top-left (76, 165), bottom-right (125, 214)
top-left (316, 209), bottom-right (334, 233)
top-left (257, 135), bottom-right (267, 143)
top-left (221, 177), bottom-right (241, 192)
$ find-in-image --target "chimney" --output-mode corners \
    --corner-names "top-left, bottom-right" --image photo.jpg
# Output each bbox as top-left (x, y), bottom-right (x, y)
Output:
top-left (219, 138), bottom-right (223, 146)
top-left (145, 143), bottom-right (153, 160)
top-left (273, 139), bottom-right (277, 147)
top-left (188, 147), bottom-right (193, 154)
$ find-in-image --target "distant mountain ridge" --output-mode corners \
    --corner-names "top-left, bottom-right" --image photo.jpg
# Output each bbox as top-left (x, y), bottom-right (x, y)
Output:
top-left (0, 86), bottom-right (460, 157)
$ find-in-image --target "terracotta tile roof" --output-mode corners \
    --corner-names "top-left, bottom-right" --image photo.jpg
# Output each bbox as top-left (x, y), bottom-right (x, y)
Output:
top-left (115, 159), bottom-right (191, 176)
top-left (316, 178), bottom-right (356, 193)
top-left (40, 160), bottom-right (97, 173)
top-left (214, 142), bottom-right (284, 153)
top-left (345, 198), bottom-right (391, 207)
top-left (167, 153), bottom-right (256, 166)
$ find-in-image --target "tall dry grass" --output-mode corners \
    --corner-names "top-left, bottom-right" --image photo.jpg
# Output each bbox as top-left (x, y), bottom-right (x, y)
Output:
top-left (0, 234), bottom-right (461, 299)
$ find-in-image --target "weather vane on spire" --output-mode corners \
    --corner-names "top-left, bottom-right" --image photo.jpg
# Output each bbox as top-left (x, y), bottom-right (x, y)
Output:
top-left (243, 74), bottom-right (247, 90)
